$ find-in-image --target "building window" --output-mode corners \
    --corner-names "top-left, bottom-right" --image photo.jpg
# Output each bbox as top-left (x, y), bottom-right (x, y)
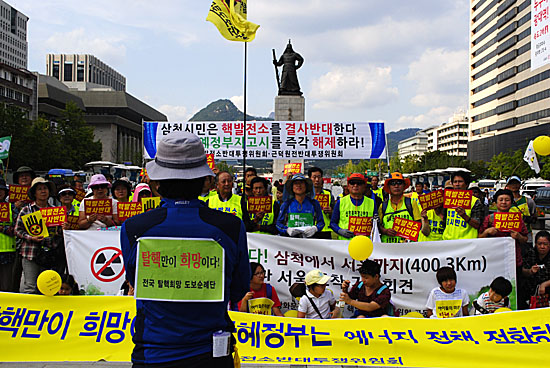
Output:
top-left (77, 64), bottom-right (84, 81)
top-left (63, 62), bottom-right (73, 82)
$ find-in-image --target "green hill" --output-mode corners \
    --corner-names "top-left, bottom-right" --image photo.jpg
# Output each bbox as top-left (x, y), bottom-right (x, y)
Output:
top-left (189, 99), bottom-right (273, 122)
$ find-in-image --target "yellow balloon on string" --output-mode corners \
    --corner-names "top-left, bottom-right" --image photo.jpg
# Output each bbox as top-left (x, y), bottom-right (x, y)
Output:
top-left (37, 270), bottom-right (61, 296)
top-left (533, 135), bottom-right (550, 156)
top-left (348, 235), bottom-right (373, 261)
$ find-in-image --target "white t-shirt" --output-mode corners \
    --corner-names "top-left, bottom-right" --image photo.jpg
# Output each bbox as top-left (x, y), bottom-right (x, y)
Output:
top-left (426, 287), bottom-right (469, 318)
top-left (79, 198), bottom-right (118, 230)
top-left (298, 289), bottom-right (336, 319)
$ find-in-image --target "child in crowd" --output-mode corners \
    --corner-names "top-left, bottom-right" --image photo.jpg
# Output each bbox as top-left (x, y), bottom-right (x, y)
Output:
top-left (239, 262), bottom-right (284, 316)
top-left (340, 259), bottom-right (392, 318)
top-left (426, 267), bottom-right (469, 318)
top-left (58, 274), bottom-right (80, 295)
top-left (473, 277), bottom-right (512, 314)
top-left (297, 269), bottom-right (338, 319)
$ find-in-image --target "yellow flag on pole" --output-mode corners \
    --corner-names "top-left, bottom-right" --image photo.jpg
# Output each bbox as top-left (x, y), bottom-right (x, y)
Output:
top-left (206, 0), bottom-right (259, 42)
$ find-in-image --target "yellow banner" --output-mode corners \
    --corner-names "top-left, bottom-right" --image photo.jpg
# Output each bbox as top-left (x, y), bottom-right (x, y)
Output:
top-left (206, 0), bottom-right (259, 42)
top-left (1, 292), bottom-right (549, 366)
top-left (21, 211), bottom-right (49, 238)
top-left (248, 297), bottom-right (274, 315)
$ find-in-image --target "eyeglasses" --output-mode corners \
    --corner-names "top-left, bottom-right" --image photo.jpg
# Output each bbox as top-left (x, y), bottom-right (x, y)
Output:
top-left (92, 184), bottom-right (109, 190)
top-left (254, 270), bottom-right (266, 276)
top-left (59, 192), bottom-right (74, 196)
top-left (388, 180), bottom-right (404, 186)
top-left (348, 181), bottom-right (364, 186)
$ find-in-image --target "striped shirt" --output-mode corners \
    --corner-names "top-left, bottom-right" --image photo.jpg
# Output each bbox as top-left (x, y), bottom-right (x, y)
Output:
top-left (426, 287), bottom-right (469, 318)
top-left (475, 291), bottom-right (506, 314)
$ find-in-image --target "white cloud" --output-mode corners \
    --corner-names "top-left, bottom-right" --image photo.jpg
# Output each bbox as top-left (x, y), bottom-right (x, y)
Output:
top-left (309, 66), bottom-right (398, 109)
top-left (406, 48), bottom-right (468, 107)
top-left (230, 95), bottom-right (244, 112)
top-left (158, 104), bottom-right (192, 122)
top-left (44, 28), bottom-right (128, 65)
top-left (396, 105), bottom-right (466, 129)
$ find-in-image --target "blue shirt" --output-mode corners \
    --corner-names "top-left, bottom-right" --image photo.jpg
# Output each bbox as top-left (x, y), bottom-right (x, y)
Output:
top-left (276, 196), bottom-right (324, 235)
top-left (121, 198), bottom-right (250, 364)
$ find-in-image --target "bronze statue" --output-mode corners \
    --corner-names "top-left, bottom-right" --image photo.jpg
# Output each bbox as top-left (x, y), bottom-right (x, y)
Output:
top-left (273, 40), bottom-right (304, 96)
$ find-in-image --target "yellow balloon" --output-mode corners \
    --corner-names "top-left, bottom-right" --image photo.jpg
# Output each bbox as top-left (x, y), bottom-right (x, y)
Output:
top-left (37, 270), bottom-right (61, 296)
top-left (533, 135), bottom-right (550, 156)
top-left (284, 310), bottom-right (298, 318)
top-left (402, 311), bottom-right (425, 318)
top-left (348, 235), bottom-right (373, 261)
top-left (494, 307), bottom-right (512, 313)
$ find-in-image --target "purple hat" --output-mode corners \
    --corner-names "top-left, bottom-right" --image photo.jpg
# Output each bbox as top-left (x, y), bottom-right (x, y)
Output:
top-left (89, 174), bottom-right (112, 188)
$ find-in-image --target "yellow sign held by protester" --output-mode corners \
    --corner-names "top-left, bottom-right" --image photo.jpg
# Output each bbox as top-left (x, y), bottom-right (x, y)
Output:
top-left (21, 210), bottom-right (49, 237)
top-left (435, 299), bottom-right (463, 318)
top-left (141, 197), bottom-right (160, 213)
top-left (248, 297), bottom-right (274, 315)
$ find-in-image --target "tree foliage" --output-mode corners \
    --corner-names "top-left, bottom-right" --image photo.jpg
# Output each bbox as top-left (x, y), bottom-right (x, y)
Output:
top-left (0, 102), bottom-right (102, 171)
top-left (488, 148), bottom-right (550, 180)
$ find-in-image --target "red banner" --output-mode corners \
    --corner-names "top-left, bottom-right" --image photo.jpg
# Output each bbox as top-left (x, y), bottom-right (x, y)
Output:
top-left (443, 189), bottom-right (473, 209)
top-left (493, 212), bottom-right (522, 232)
top-left (418, 190), bottom-right (444, 210)
top-left (117, 202), bottom-right (143, 222)
top-left (283, 163), bottom-right (302, 176)
top-left (66, 215), bottom-right (80, 230)
top-left (40, 206), bottom-right (67, 227)
top-left (248, 196), bottom-right (272, 213)
top-left (348, 216), bottom-right (373, 236)
top-left (206, 154), bottom-right (216, 170)
top-left (8, 185), bottom-right (29, 203)
top-left (392, 217), bottom-right (421, 241)
top-left (75, 188), bottom-right (86, 202)
top-left (315, 193), bottom-right (330, 210)
top-left (0, 202), bottom-right (10, 223)
top-left (84, 199), bottom-right (113, 215)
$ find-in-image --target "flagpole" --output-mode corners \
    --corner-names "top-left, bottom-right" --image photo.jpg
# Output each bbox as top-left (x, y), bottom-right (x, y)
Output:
top-left (242, 42), bottom-right (247, 191)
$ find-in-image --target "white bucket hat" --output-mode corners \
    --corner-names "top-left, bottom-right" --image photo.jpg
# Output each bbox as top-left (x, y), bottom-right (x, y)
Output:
top-left (146, 132), bottom-right (215, 180)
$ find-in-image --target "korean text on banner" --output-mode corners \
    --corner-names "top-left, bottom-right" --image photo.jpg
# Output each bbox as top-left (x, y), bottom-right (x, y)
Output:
top-left (248, 196), bottom-right (272, 213)
top-left (84, 199), bottom-right (113, 216)
top-left (284, 163), bottom-right (302, 176)
top-left (142, 121), bottom-right (387, 160)
top-left (348, 216), bottom-right (373, 236)
top-left (40, 206), bottom-right (67, 227)
top-left (443, 190), bottom-right (472, 209)
top-left (2, 293), bottom-right (550, 367)
top-left (8, 185), bottom-right (29, 203)
top-left (494, 212), bottom-right (523, 232)
top-left (392, 217), bottom-right (421, 241)
top-left (418, 190), bottom-right (444, 211)
top-left (135, 237), bottom-right (225, 302)
top-left (531, 0), bottom-right (550, 70)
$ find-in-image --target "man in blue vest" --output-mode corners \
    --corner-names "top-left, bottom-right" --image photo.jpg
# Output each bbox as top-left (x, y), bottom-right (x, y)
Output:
top-left (308, 167), bottom-right (334, 239)
top-left (121, 132), bottom-right (250, 367)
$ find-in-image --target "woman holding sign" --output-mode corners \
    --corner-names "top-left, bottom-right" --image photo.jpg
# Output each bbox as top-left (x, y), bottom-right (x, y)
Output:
top-left (479, 189), bottom-right (527, 267)
top-left (238, 262), bottom-right (284, 316)
top-left (78, 174), bottom-right (119, 230)
top-left (14, 177), bottom-right (62, 293)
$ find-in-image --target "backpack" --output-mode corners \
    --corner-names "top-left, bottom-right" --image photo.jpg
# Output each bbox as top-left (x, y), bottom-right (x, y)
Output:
top-left (289, 282), bottom-right (306, 298)
top-left (352, 283), bottom-right (400, 317)
top-left (231, 283), bottom-right (273, 311)
top-left (381, 197), bottom-right (414, 220)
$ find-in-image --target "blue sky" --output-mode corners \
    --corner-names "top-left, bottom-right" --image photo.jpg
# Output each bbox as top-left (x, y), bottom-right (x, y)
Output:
top-left (14, 0), bottom-right (470, 132)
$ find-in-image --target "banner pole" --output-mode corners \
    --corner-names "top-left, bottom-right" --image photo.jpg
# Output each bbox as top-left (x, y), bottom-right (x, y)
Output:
top-left (242, 42), bottom-right (247, 190)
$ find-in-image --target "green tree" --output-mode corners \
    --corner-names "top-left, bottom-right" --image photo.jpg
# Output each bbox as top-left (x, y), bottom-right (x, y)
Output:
top-left (0, 103), bottom-right (34, 170)
top-left (216, 161), bottom-right (235, 175)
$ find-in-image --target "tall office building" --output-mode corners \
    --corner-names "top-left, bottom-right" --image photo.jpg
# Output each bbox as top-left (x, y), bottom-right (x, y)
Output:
top-left (0, 1), bottom-right (27, 69)
top-left (425, 113), bottom-right (469, 157)
top-left (46, 54), bottom-right (126, 92)
top-left (469, 0), bottom-right (550, 161)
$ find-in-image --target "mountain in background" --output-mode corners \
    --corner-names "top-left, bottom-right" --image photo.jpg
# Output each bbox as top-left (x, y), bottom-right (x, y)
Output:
top-left (189, 99), bottom-right (273, 121)
top-left (386, 128), bottom-right (421, 156)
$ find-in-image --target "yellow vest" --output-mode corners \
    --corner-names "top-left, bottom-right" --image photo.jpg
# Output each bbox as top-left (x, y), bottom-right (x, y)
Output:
top-left (373, 188), bottom-right (384, 201)
top-left (208, 194), bottom-right (243, 219)
top-left (510, 196), bottom-right (531, 231)
top-left (251, 198), bottom-right (275, 235)
top-left (337, 195), bottom-right (374, 240)
top-left (381, 199), bottom-right (415, 243)
top-left (198, 190), bottom-right (217, 203)
top-left (418, 209), bottom-right (445, 242)
top-left (318, 189), bottom-right (333, 233)
top-left (0, 204), bottom-right (15, 253)
top-left (442, 197), bottom-right (480, 240)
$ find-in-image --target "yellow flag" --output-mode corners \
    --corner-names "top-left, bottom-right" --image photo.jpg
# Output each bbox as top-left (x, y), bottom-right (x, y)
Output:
top-left (22, 210), bottom-right (49, 238)
top-left (206, 0), bottom-right (259, 42)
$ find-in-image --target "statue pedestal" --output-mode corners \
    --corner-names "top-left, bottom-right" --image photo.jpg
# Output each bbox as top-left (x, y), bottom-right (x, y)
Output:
top-left (275, 95), bottom-right (305, 121)
top-left (272, 96), bottom-right (305, 182)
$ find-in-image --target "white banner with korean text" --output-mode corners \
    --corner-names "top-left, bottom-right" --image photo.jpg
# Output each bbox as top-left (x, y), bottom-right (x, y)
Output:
top-left (64, 230), bottom-right (516, 316)
top-left (143, 121), bottom-right (387, 160)
top-left (531, 0), bottom-right (550, 70)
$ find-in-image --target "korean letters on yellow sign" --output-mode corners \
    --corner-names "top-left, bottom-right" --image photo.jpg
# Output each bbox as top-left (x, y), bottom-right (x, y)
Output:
top-left (40, 206), bottom-right (67, 227)
top-left (117, 202), bottom-right (142, 222)
top-left (418, 190), bottom-right (444, 211)
top-left (84, 199), bottom-right (113, 216)
top-left (8, 185), bottom-right (29, 203)
top-left (435, 300), bottom-right (463, 319)
top-left (392, 217), bottom-right (421, 241)
top-left (348, 216), bottom-right (373, 236)
top-left (493, 212), bottom-right (522, 232)
top-left (248, 298), bottom-right (275, 315)
top-left (248, 196), bottom-right (272, 213)
top-left (443, 190), bottom-right (473, 209)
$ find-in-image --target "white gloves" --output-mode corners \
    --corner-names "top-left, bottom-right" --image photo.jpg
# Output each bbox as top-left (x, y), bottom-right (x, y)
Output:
top-left (287, 228), bottom-right (303, 237)
top-left (302, 226), bottom-right (318, 238)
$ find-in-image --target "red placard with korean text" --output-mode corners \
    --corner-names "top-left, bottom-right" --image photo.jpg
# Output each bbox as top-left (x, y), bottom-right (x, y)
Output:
top-left (493, 212), bottom-right (522, 232)
top-left (418, 190), bottom-right (444, 210)
top-left (349, 216), bottom-right (373, 236)
top-left (66, 215), bottom-right (80, 230)
top-left (8, 185), bottom-right (29, 203)
top-left (0, 202), bottom-right (10, 223)
top-left (283, 163), bottom-right (302, 176)
top-left (443, 189), bottom-right (473, 209)
top-left (75, 188), bottom-right (86, 202)
top-left (84, 199), bottom-right (113, 215)
top-left (117, 202), bottom-right (143, 222)
top-left (315, 194), bottom-right (330, 210)
top-left (248, 196), bottom-right (272, 213)
top-left (40, 206), bottom-right (67, 227)
top-left (392, 217), bottom-right (421, 241)
top-left (206, 154), bottom-right (215, 170)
